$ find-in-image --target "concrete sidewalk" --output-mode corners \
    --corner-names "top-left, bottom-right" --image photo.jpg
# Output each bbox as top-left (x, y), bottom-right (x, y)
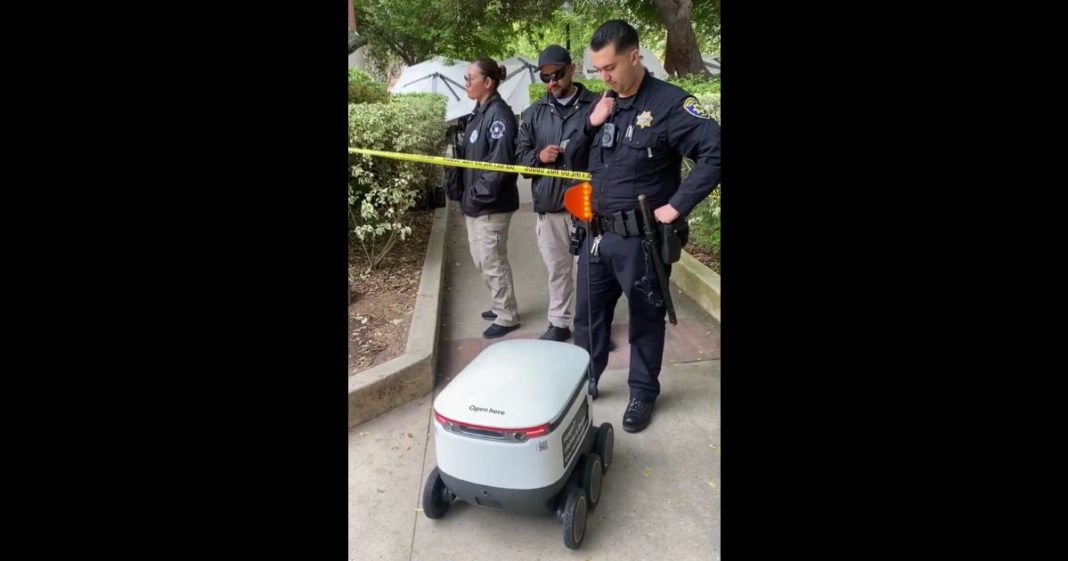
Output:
top-left (349, 178), bottom-right (721, 560)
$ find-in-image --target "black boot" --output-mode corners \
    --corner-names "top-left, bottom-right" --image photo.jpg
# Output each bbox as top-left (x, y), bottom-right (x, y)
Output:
top-left (622, 398), bottom-right (655, 433)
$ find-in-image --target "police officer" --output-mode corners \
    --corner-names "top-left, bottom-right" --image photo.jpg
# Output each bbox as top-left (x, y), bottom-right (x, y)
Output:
top-left (461, 57), bottom-right (522, 339)
top-left (515, 45), bottom-right (600, 342)
top-left (572, 20), bottom-right (721, 432)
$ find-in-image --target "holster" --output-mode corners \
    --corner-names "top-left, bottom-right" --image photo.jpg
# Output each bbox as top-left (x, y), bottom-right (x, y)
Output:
top-left (659, 219), bottom-right (688, 265)
top-left (569, 221), bottom-right (587, 255)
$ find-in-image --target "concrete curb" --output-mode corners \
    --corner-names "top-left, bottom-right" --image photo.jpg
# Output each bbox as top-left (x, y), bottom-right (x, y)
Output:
top-left (671, 249), bottom-right (721, 322)
top-left (348, 200), bottom-right (450, 428)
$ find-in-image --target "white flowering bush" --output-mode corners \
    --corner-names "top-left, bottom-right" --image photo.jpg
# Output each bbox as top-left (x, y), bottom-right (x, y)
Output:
top-left (348, 93), bottom-right (447, 272)
top-left (695, 93), bottom-right (720, 122)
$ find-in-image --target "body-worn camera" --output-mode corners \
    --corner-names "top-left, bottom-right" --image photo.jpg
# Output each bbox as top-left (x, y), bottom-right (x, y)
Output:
top-left (601, 123), bottom-right (616, 148)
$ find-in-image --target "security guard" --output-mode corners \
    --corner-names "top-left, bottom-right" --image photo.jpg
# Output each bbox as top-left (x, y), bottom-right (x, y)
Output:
top-left (572, 20), bottom-right (721, 432)
top-left (515, 45), bottom-right (600, 342)
top-left (459, 57), bottom-right (522, 339)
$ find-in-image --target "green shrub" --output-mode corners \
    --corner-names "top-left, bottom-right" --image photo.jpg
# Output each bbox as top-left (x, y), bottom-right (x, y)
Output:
top-left (667, 75), bottom-right (720, 95)
top-left (686, 192), bottom-right (720, 272)
top-left (348, 68), bottom-right (390, 104)
top-left (348, 93), bottom-right (448, 271)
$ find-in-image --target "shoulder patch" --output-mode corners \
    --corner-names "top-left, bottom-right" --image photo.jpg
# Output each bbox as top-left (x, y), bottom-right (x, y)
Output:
top-left (682, 96), bottom-right (710, 120)
top-left (489, 120), bottom-right (506, 139)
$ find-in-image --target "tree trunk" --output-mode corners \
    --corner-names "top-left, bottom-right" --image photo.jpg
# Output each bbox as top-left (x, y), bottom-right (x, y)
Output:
top-left (348, 2), bottom-right (367, 54)
top-left (652, 0), bottom-right (710, 78)
top-left (348, 31), bottom-right (368, 54)
top-left (398, 48), bottom-right (418, 66)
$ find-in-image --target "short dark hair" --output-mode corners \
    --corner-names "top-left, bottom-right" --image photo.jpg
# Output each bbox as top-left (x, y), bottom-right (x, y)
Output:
top-left (590, 20), bottom-right (639, 53)
top-left (473, 57), bottom-right (507, 89)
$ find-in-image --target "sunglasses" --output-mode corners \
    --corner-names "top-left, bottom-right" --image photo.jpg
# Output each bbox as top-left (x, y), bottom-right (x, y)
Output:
top-left (539, 67), bottom-right (569, 83)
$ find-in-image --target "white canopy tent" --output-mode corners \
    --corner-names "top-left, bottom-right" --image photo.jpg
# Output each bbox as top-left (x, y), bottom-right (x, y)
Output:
top-left (702, 54), bottom-right (721, 76)
top-left (497, 55), bottom-right (539, 116)
top-left (390, 57), bottom-right (474, 123)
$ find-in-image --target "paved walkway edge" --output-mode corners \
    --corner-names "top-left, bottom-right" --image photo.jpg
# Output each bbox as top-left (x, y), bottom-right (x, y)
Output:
top-left (348, 200), bottom-right (450, 428)
top-left (671, 249), bottom-right (721, 321)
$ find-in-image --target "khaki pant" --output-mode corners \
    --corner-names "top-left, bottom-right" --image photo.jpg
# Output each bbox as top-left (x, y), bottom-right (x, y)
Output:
top-left (535, 212), bottom-right (578, 329)
top-left (465, 213), bottom-right (520, 326)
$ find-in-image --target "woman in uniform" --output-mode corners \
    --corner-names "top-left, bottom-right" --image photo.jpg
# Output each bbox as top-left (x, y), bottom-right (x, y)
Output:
top-left (460, 58), bottom-right (521, 339)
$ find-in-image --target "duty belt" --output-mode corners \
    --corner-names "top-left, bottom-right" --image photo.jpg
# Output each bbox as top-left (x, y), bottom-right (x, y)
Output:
top-left (580, 210), bottom-right (646, 238)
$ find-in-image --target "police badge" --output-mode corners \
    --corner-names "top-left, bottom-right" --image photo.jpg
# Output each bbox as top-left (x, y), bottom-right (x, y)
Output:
top-left (636, 110), bottom-right (653, 129)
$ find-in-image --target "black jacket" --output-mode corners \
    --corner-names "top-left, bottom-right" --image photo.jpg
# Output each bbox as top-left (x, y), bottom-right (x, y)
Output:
top-left (515, 83), bottom-right (600, 214)
top-left (459, 93), bottom-right (519, 217)
top-left (573, 70), bottom-right (721, 217)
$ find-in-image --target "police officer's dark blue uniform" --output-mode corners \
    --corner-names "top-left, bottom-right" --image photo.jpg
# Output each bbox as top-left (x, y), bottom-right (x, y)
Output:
top-left (571, 20), bottom-right (721, 432)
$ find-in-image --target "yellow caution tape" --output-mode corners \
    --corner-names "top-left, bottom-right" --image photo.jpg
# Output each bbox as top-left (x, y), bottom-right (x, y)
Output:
top-left (349, 147), bottom-right (592, 181)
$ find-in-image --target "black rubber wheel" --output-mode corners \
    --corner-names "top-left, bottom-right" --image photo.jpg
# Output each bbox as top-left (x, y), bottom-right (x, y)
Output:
top-left (594, 423), bottom-right (614, 473)
top-left (561, 485), bottom-right (588, 550)
top-left (582, 453), bottom-right (604, 509)
top-left (421, 467), bottom-right (451, 519)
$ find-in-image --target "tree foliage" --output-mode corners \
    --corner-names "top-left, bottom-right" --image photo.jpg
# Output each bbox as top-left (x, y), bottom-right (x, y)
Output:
top-left (354, 0), bottom-right (719, 79)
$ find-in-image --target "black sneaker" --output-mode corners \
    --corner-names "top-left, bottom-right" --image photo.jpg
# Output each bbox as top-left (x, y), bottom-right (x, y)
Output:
top-left (539, 325), bottom-right (572, 342)
top-left (481, 310), bottom-right (497, 321)
top-left (622, 398), bottom-right (655, 432)
top-left (483, 323), bottom-right (520, 339)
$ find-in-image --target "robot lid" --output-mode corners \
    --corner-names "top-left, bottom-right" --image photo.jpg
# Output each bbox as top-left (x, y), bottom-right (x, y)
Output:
top-left (434, 339), bottom-right (590, 429)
